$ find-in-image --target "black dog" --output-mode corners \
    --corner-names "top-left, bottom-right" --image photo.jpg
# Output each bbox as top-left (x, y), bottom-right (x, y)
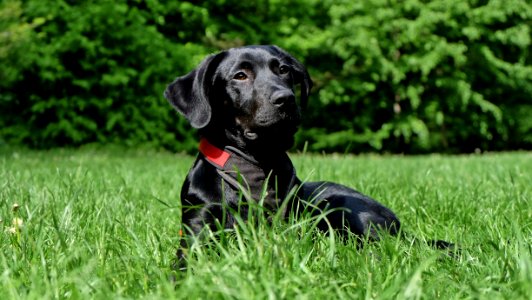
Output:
top-left (164, 45), bottom-right (400, 262)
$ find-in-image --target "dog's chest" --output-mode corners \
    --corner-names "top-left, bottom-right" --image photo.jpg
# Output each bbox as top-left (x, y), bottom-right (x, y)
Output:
top-left (217, 153), bottom-right (297, 208)
top-left (190, 139), bottom-right (300, 212)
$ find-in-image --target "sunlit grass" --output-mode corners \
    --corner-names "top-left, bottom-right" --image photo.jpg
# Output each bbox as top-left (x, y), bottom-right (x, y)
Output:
top-left (1, 147), bottom-right (530, 299)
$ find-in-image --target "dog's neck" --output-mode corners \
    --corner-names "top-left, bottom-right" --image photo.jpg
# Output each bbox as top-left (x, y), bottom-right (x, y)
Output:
top-left (198, 138), bottom-right (293, 175)
top-left (198, 138), bottom-right (299, 207)
top-left (199, 120), bottom-right (296, 160)
top-left (200, 133), bottom-right (290, 162)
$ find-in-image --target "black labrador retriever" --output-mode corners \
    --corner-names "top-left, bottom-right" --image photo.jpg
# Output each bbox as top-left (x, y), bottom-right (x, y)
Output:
top-left (164, 45), bottom-right (400, 263)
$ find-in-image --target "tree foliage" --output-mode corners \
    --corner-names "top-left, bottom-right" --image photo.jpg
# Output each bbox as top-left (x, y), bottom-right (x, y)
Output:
top-left (1, 0), bottom-right (530, 153)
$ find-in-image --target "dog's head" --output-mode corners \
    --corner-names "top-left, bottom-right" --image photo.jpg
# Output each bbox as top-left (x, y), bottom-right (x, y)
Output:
top-left (164, 45), bottom-right (312, 152)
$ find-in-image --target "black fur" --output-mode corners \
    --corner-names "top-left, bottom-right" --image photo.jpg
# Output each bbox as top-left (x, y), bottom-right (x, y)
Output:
top-left (165, 45), bottom-right (401, 264)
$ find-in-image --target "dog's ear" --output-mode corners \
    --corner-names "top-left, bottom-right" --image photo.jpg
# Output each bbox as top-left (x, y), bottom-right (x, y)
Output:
top-left (164, 51), bottom-right (227, 128)
top-left (290, 57), bottom-right (313, 108)
top-left (271, 46), bottom-right (313, 108)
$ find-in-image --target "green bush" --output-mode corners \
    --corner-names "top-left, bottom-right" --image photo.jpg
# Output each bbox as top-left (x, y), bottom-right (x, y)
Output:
top-left (293, 0), bottom-right (532, 153)
top-left (0, 0), bottom-right (206, 152)
top-left (1, 0), bottom-right (530, 153)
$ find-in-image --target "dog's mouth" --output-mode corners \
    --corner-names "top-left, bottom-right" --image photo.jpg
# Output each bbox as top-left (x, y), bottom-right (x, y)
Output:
top-left (253, 104), bottom-right (301, 127)
top-left (244, 129), bottom-right (259, 140)
top-left (235, 100), bottom-right (301, 148)
top-left (243, 119), bottom-right (299, 145)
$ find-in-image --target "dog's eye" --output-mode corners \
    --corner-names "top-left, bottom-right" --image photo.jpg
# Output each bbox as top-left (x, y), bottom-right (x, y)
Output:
top-left (279, 65), bottom-right (290, 75)
top-left (233, 72), bottom-right (248, 80)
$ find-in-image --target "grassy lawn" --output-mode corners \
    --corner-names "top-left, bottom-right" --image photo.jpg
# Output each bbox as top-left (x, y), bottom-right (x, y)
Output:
top-left (1, 147), bottom-right (530, 299)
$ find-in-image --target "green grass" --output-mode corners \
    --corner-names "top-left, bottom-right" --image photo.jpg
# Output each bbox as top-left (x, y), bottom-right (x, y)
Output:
top-left (1, 147), bottom-right (530, 299)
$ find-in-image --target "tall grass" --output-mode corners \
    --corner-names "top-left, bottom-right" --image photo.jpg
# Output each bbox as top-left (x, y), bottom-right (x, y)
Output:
top-left (1, 148), bottom-right (530, 299)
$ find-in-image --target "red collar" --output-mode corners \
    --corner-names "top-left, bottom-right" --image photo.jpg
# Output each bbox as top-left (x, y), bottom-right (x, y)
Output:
top-left (198, 138), bottom-right (231, 168)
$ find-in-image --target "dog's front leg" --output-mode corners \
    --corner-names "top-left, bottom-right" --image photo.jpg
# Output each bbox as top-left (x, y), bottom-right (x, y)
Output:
top-left (299, 181), bottom-right (400, 239)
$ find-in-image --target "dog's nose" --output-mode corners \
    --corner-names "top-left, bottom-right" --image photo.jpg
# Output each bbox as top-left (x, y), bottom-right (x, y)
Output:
top-left (271, 91), bottom-right (295, 107)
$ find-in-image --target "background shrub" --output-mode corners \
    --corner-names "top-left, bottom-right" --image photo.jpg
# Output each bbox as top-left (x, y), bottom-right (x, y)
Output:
top-left (1, 0), bottom-right (530, 153)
